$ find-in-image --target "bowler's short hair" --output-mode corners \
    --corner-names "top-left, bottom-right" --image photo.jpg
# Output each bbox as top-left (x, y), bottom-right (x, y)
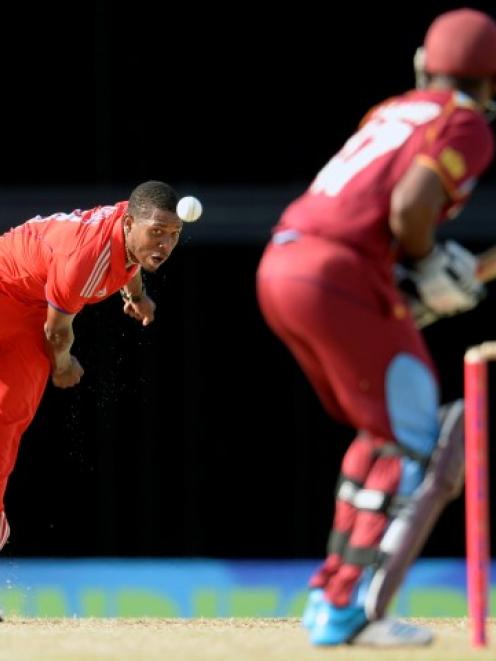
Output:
top-left (128, 180), bottom-right (178, 217)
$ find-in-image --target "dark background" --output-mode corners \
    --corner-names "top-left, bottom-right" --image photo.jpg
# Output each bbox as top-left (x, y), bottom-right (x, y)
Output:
top-left (1, 1), bottom-right (496, 560)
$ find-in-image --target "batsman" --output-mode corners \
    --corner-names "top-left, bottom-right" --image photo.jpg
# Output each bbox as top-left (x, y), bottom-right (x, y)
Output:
top-left (257, 9), bottom-right (496, 647)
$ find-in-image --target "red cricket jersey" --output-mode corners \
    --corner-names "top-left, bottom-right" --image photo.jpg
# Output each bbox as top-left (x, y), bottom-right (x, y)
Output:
top-left (0, 201), bottom-right (139, 314)
top-left (278, 89), bottom-right (494, 262)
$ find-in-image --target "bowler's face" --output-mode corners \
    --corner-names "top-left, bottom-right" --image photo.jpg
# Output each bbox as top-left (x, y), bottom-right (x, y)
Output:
top-left (126, 208), bottom-right (182, 272)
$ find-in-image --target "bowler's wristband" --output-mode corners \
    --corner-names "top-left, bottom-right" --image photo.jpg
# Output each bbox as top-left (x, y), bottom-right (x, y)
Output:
top-left (120, 286), bottom-right (146, 303)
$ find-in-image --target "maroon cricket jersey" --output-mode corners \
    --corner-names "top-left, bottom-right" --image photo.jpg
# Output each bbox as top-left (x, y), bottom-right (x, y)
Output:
top-left (277, 89), bottom-right (494, 264)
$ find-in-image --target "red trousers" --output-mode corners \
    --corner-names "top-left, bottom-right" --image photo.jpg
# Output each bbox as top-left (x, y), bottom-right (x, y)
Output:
top-left (0, 294), bottom-right (50, 510)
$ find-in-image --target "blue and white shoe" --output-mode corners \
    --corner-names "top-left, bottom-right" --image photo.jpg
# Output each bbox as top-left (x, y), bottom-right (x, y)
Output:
top-left (349, 617), bottom-right (433, 646)
top-left (310, 602), bottom-right (367, 645)
top-left (301, 588), bottom-right (324, 629)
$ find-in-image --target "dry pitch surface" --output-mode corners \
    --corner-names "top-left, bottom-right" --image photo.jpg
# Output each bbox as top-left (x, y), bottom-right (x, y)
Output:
top-left (0, 617), bottom-right (494, 661)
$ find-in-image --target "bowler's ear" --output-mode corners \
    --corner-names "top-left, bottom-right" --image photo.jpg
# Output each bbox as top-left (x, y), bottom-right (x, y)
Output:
top-left (123, 213), bottom-right (134, 233)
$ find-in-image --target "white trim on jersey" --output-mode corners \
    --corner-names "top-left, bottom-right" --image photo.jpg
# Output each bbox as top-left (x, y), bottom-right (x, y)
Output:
top-left (80, 240), bottom-right (111, 298)
top-left (26, 206), bottom-right (117, 226)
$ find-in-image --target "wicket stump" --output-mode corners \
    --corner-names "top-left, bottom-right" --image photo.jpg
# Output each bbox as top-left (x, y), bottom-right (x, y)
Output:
top-left (464, 342), bottom-right (494, 647)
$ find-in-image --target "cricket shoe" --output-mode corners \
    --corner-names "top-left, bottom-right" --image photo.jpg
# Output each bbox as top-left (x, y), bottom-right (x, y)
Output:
top-left (310, 602), bottom-right (367, 645)
top-left (349, 617), bottom-right (433, 646)
top-left (301, 588), bottom-right (324, 629)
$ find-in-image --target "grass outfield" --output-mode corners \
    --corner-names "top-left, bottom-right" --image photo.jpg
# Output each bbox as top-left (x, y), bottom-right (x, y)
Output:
top-left (0, 617), bottom-right (494, 660)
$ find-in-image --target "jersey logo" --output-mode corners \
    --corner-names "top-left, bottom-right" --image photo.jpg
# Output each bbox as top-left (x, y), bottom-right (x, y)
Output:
top-left (94, 288), bottom-right (107, 298)
top-left (439, 147), bottom-right (466, 180)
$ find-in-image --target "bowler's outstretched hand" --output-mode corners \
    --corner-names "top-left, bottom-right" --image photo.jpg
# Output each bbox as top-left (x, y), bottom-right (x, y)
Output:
top-left (52, 355), bottom-right (84, 388)
top-left (123, 295), bottom-right (156, 326)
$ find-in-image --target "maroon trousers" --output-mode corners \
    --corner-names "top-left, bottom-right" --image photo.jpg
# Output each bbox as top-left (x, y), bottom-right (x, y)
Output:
top-left (256, 235), bottom-right (435, 605)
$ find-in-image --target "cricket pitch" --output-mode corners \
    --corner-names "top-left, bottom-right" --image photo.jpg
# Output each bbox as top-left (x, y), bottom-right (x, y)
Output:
top-left (0, 617), bottom-right (494, 660)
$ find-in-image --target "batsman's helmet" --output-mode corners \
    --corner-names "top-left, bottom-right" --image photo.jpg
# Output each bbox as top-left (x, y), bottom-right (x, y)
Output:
top-left (423, 9), bottom-right (496, 79)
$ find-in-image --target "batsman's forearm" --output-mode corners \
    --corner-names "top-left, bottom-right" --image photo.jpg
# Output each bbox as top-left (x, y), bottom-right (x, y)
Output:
top-left (389, 207), bottom-right (436, 260)
top-left (475, 246), bottom-right (496, 283)
top-left (389, 160), bottom-right (448, 260)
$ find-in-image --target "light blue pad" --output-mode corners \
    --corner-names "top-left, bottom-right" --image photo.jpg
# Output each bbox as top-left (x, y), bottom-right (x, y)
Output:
top-left (386, 353), bottom-right (439, 458)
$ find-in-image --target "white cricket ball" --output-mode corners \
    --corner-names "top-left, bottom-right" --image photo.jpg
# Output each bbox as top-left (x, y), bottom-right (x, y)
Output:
top-left (176, 196), bottom-right (203, 222)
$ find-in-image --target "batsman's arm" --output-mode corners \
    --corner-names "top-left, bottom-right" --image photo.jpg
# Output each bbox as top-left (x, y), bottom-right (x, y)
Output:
top-left (389, 150), bottom-right (496, 328)
top-left (389, 162), bottom-right (449, 259)
top-left (44, 305), bottom-right (84, 388)
top-left (397, 242), bottom-right (496, 329)
top-left (475, 245), bottom-right (496, 283)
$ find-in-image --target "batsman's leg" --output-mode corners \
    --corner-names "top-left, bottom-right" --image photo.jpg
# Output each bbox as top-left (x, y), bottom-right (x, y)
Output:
top-left (311, 353), bottom-right (443, 646)
top-left (302, 435), bottom-right (381, 629)
top-left (363, 399), bottom-right (464, 619)
top-left (344, 400), bottom-right (464, 647)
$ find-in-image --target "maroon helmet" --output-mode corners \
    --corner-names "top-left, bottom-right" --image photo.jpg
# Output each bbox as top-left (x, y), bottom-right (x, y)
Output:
top-left (424, 9), bottom-right (496, 79)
